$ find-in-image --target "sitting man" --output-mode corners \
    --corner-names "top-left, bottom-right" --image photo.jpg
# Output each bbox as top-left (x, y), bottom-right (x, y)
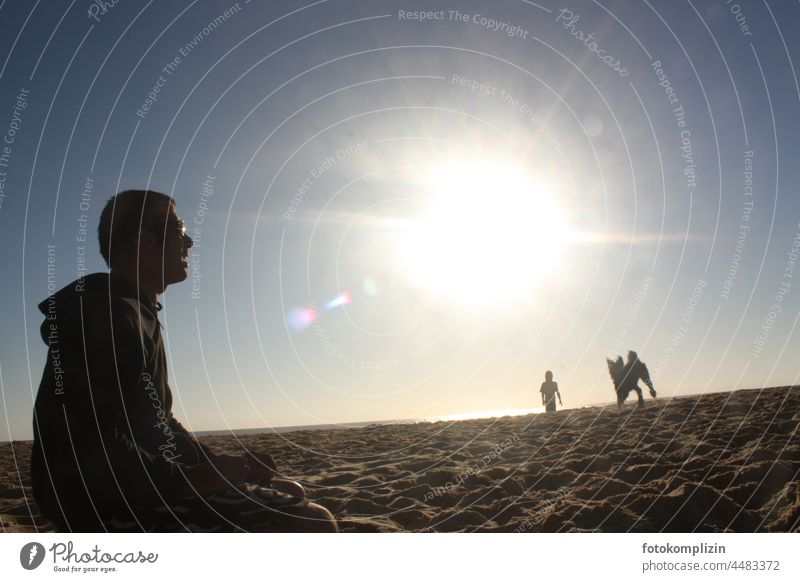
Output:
top-left (31, 189), bottom-right (337, 532)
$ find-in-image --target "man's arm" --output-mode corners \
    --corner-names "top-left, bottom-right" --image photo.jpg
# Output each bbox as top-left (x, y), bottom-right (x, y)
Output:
top-left (166, 417), bottom-right (257, 487)
top-left (168, 416), bottom-right (217, 462)
top-left (73, 301), bottom-right (194, 500)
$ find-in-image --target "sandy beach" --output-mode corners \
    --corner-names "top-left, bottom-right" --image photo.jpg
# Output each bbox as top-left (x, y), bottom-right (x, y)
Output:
top-left (2, 386), bottom-right (798, 533)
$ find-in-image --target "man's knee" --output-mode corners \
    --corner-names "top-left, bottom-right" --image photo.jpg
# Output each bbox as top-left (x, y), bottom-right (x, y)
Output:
top-left (294, 502), bottom-right (337, 532)
top-left (271, 478), bottom-right (305, 499)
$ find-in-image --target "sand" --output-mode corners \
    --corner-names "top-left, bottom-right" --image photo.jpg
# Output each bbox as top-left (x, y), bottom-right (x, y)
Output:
top-left (2, 386), bottom-right (799, 533)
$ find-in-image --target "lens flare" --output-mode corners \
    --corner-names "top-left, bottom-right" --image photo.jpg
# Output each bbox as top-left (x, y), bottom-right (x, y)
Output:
top-left (287, 307), bottom-right (317, 330)
top-left (287, 291), bottom-right (351, 332)
top-left (324, 291), bottom-right (352, 310)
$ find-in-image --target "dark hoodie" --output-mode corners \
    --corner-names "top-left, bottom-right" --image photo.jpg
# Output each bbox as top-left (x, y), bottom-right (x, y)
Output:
top-left (31, 273), bottom-right (212, 531)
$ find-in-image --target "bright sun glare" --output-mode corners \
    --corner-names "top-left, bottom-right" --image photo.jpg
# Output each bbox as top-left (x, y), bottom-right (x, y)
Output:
top-left (395, 158), bottom-right (571, 306)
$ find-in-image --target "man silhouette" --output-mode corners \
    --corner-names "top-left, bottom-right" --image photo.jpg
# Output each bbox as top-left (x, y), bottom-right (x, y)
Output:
top-left (31, 190), bottom-right (337, 532)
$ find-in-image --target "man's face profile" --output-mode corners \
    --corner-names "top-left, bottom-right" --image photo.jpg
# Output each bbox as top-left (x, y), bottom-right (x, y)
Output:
top-left (141, 202), bottom-right (193, 289)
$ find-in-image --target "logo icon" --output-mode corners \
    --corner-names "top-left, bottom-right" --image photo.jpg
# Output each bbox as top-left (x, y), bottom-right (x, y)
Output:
top-left (20, 542), bottom-right (46, 570)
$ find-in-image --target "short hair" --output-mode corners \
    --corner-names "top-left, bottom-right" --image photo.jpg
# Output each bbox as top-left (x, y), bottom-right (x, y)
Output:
top-left (545, 370), bottom-right (553, 381)
top-left (98, 190), bottom-right (174, 268)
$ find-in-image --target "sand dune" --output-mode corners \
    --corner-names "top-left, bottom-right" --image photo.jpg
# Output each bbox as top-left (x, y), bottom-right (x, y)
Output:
top-left (2, 386), bottom-right (798, 532)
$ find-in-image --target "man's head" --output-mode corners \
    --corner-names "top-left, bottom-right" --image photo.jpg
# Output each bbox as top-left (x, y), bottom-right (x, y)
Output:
top-left (545, 370), bottom-right (553, 381)
top-left (627, 351), bottom-right (638, 363)
top-left (98, 190), bottom-right (193, 294)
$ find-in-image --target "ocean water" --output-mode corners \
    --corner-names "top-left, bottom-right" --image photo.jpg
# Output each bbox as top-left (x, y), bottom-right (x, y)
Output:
top-left (194, 418), bottom-right (420, 438)
top-left (0, 408), bottom-right (547, 445)
top-left (194, 406), bottom-right (546, 438)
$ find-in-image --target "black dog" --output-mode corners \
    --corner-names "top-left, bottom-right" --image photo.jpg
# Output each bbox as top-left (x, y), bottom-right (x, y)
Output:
top-left (607, 351), bottom-right (657, 408)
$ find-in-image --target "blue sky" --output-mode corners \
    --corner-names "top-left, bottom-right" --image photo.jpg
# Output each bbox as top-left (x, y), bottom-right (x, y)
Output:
top-left (1, 0), bottom-right (799, 440)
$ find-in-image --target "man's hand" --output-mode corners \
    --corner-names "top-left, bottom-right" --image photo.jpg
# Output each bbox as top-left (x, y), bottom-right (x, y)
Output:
top-left (244, 451), bottom-right (278, 484)
top-left (182, 452), bottom-right (279, 496)
top-left (212, 454), bottom-right (251, 483)
top-left (182, 459), bottom-right (249, 496)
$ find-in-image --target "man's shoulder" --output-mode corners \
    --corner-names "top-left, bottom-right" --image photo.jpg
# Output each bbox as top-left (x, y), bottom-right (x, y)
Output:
top-left (76, 278), bottom-right (151, 341)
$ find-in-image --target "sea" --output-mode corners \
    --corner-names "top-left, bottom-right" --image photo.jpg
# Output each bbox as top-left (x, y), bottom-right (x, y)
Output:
top-left (194, 406), bottom-right (546, 438)
top-left (0, 407), bottom-right (549, 444)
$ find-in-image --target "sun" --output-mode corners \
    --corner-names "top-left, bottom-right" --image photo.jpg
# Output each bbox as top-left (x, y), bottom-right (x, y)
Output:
top-left (394, 158), bottom-right (571, 307)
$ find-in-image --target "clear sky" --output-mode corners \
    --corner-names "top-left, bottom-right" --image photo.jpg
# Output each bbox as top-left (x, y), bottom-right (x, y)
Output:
top-left (1, 0), bottom-right (799, 440)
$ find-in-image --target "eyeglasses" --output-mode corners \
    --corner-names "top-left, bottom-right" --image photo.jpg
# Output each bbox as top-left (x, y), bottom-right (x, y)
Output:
top-left (146, 219), bottom-right (191, 246)
top-left (164, 219), bottom-right (187, 236)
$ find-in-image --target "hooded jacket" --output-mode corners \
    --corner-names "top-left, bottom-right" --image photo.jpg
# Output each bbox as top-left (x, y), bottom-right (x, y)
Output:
top-left (31, 272), bottom-right (211, 531)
